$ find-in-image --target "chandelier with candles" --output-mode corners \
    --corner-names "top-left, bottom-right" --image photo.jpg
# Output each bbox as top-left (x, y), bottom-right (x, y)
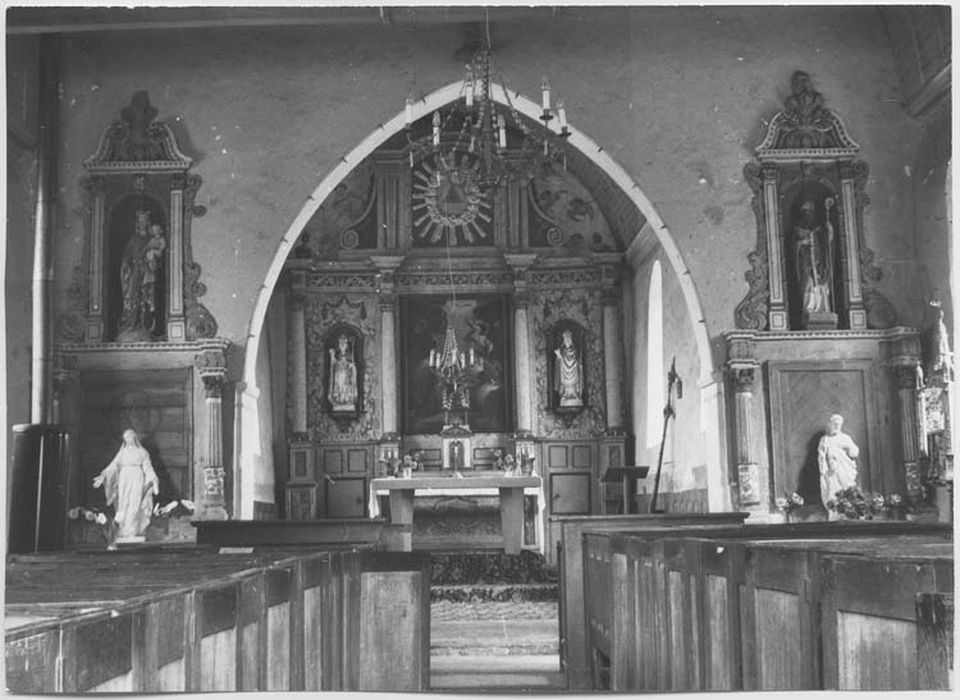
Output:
top-left (411, 13), bottom-right (569, 426)
top-left (404, 16), bottom-right (571, 194)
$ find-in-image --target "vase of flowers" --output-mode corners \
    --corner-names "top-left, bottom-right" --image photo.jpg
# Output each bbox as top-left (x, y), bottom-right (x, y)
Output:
top-left (825, 486), bottom-right (887, 520)
top-left (68, 506), bottom-right (118, 549)
top-left (774, 492), bottom-right (805, 522)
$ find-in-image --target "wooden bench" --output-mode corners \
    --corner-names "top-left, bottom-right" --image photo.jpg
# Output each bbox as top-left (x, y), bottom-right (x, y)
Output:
top-left (5, 547), bottom-right (431, 693)
top-left (582, 522), bottom-right (953, 692)
top-left (552, 512), bottom-right (748, 690)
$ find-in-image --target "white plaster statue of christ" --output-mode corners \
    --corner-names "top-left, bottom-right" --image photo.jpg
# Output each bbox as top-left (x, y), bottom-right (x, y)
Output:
top-left (554, 329), bottom-right (584, 407)
top-left (818, 413), bottom-right (860, 515)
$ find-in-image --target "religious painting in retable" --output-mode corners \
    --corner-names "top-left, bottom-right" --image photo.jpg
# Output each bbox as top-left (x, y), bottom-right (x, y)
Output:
top-left (400, 295), bottom-right (512, 434)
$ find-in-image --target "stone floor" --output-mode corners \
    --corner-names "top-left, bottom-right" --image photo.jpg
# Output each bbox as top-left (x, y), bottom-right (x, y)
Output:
top-left (430, 600), bottom-right (564, 691)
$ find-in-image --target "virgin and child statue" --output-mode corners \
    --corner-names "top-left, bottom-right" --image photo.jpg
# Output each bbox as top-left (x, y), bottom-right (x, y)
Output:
top-left (554, 328), bottom-right (584, 408)
top-left (116, 209), bottom-right (167, 341)
top-left (328, 334), bottom-right (359, 412)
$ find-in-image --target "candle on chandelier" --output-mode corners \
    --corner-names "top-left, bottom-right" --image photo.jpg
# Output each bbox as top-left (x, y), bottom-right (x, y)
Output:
top-left (405, 95), bottom-right (414, 126)
top-left (432, 111), bottom-right (441, 146)
top-left (497, 114), bottom-right (506, 149)
top-left (465, 79), bottom-right (474, 108)
top-left (469, 347), bottom-right (475, 365)
top-left (429, 349), bottom-right (436, 367)
top-left (558, 101), bottom-right (567, 130)
top-left (541, 77), bottom-right (551, 112)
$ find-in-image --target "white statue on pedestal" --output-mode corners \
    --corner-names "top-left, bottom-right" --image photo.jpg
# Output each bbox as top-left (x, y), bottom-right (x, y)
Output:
top-left (818, 414), bottom-right (859, 516)
top-left (93, 428), bottom-right (160, 542)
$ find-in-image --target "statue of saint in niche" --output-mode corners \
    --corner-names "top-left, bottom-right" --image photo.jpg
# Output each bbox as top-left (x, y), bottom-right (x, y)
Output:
top-left (793, 197), bottom-right (837, 328)
top-left (818, 414), bottom-right (860, 515)
top-left (327, 334), bottom-right (359, 412)
top-left (554, 328), bottom-right (584, 408)
top-left (116, 210), bottom-right (166, 341)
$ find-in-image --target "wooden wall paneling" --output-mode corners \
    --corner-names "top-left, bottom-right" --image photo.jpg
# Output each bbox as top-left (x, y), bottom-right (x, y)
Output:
top-left (819, 553), bottom-right (951, 690)
top-left (342, 551), bottom-right (362, 690)
top-left (4, 627), bottom-right (59, 693)
top-left (265, 567), bottom-right (292, 690)
top-left (610, 551), bottom-right (632, 691)
top-left (197, 584), bottom-right (238, 691)
top-left (79, 368), bottom-right (193, 503)
top-left (742, 545), bottom-right (819, 690)
top-left (553, 513), bottom-right (748, 691)
top-left (289, 561), bottom-right (306, 691)
top-left (916, 592), bottom-right (953, 690)
top-left (238, 574), bottom-right (262, 690)
top-left (653, 540), bottom-right (670, 692)
top-left (550, 472), bottom-right (592, 514)
top-left (767, 360), bottom-right (880, 502)
top-left (359, 571), bottom-right (423, 690)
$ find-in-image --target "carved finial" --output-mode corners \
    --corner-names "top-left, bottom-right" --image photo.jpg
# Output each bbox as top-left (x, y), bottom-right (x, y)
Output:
top-left (756, 71), bottom-right (859, 156)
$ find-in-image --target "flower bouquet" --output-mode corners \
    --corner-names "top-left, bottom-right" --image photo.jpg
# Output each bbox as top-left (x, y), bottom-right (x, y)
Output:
top-left (825, 486), bottom-right (886, 520)
top-left (774, 492), bottom-right (805, 521)
top-left (67, 506), bottom-right (118, 549)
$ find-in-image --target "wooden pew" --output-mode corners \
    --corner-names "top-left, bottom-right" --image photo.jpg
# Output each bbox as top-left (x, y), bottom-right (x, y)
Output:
top-left (554, 512), bottom-right (748, 690)
top-left (585, 523), bottom-right (953, 693)
top-left (193, 518), bottom-right (410, 551)
top-left (5, 547), bottom-right (431, 693)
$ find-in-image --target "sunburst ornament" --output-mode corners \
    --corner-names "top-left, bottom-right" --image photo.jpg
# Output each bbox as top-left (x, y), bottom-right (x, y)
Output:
top-left (412, 152), bottom-right (493, 246)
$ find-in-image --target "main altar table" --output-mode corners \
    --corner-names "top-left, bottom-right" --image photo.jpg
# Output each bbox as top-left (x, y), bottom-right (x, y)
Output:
top-left (369, 475), bottom-right (543, 553)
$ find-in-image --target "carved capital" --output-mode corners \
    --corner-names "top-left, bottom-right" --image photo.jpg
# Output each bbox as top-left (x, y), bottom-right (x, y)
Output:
top-left (514, 290), bottom-right (533, 309)
top-left (761, 163), bottom-right (779, 181)
top-left (80, 174), bottom-right (106, 196)
top-left (600, 286), bottom-right (620, 306)
top-left (894, 363), bottom-right (922, 391)
top-left (729, 365), bottom-right (757, 393)
top-left (378, 295), bottom-right (396, 313)
top-left (839, 161), bottom-right (855, 181)
top-left (195, 349), bottom-right (227, 398)
top-left (201, 373), bottom-right (224, 399)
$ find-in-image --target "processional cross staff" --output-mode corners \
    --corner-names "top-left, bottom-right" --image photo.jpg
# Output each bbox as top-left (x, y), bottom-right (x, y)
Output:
top-left (650, 357), bottom-right (682, 513)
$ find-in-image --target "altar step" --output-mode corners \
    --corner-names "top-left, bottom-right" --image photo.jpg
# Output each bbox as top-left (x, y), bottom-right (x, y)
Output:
top-left (430, 598), bottom-right (562, 691)
top-left (430, 655), bottom-right (565, 692)
top-left (432, 583), bottom-right (558, 603)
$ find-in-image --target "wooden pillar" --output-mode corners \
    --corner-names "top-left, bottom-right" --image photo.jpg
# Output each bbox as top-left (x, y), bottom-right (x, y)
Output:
top-left (895, 363), bottom-right (924, 499)
top-left (166, 176), bottom-right (187, 341)
top-left (372, 256), bottom-right (403, 438)
top-left (760, 163), bottom-right (789, 331)
top-left (196, 349), bottom-right (228, 520)
top-left (728, 362), bottom-right (762, 510)
top-left (288, 293), bottom-right (308, 437)
top-left (83, 177), bottom-right (107, 342)
top-left (504, 253), bottom-right (537, 437)
top-left (839, 162), bottom-right (867, 329)
top-left (602, 291), bottom-right (624, 431)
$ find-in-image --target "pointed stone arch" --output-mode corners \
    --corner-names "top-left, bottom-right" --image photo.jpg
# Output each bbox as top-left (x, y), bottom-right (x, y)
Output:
top-left (235, 81), bottom-right (721, 516)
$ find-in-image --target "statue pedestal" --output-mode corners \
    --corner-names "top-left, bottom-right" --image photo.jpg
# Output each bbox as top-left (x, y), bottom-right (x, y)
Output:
top-left (802, 311), bottom-right (838, 330)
